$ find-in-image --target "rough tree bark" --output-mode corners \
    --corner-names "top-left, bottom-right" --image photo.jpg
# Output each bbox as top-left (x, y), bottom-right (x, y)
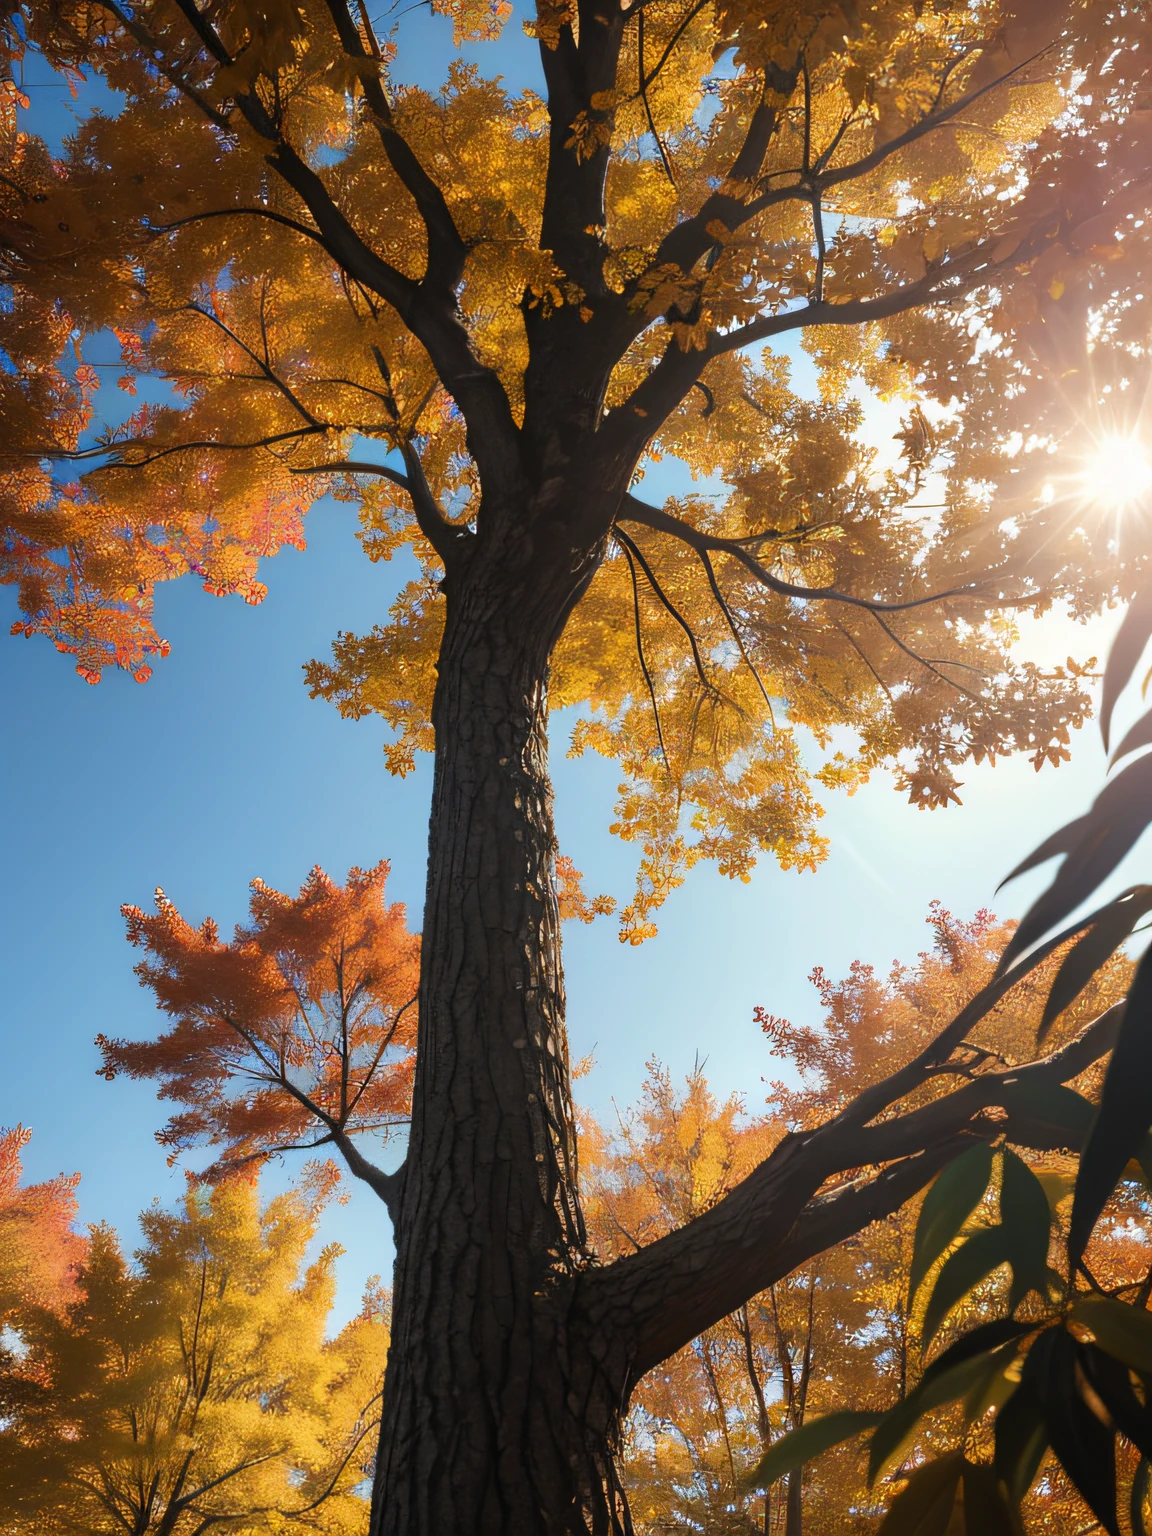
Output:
top-left (372, 517), bottom-right (635, 1535)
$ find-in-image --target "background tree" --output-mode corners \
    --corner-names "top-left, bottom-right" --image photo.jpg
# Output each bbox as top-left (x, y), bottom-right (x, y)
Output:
top-left (6, 0), bottom-right (1152, 1529)
top-left (0, 1174), bottom-right (387, 1536)
top-left (0, 1125), bottom-right (83, 1319)
top-left (97, 862), bottom-right (419, 1211)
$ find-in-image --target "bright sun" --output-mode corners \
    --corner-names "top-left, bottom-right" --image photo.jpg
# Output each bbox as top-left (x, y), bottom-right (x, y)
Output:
top-left (1082, 434), bottom-right (1152, 511)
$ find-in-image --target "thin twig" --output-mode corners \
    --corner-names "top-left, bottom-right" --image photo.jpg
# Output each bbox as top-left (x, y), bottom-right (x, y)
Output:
top-left (619, 536), bottom-right (670, 770)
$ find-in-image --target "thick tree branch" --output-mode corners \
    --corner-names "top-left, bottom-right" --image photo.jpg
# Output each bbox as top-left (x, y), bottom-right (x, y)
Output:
top-left (767, 1133), bottom-right (982, 1283)
top-left (329, 1128), bottom-right (406, 1221)
top-left (582, 1005), bottom-right (1120, 1380)
top-left (650, 83), bottom-right (794, 280)
top-left (289, 459), bottom-right (410, 488)
top-left (536, 0), bottom-right (627, 298)
top-left (601, 250), bottom-right (996, 457)
top-left (147, 206), bottom-right (334, 248)
top-left (293, 454), bottom-right (467, 563)
top-left (319, 0), bottom-right (467, 296)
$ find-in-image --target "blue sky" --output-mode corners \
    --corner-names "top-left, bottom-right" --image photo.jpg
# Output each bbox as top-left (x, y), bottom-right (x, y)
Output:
top-left (2, 12), bottom-right (1140, 1324)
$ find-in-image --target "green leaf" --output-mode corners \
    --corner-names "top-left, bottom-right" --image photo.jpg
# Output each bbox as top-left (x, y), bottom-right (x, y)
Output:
top-left (869, 1352), bottom-right (1003, 1484)
top-left (910, 1144), bottom-right (995, 1302)
top-left (877, 1454), bottom-right (963, 1536)
top-left (961, 1461), bottom-right (1025, 1536)
top-left (1080, 1343), bottom-right (1152, 1460)
top-left (1100, 586), bottom-right (1152, 753)
top-left (922, 1225), bottom-right (1011, 1349)
top-left (999, 1150), bottom-right (1054, 1308)
top-left (1024, 1327), bottom-right (1119, 1536)
top-left (1037, 888), bottom-right (1152, 1042)
top-left (993, 1379), bottom-right (1049, 1504)
top-left (920, 1318), bottom-right (1034, 1390)
top-left (741, 1410), bottom-right (881, 1492)
top-left (1071, 944), bottom-right (1152, 1267)
top-left (1071, 1295), bottom-right (1152, 1375)
top-left (997, 1078), bottom-right (1095, 1143)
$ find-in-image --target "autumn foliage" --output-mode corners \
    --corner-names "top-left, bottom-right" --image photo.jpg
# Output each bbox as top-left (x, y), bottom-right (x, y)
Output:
top-left (6, 0), bottom-right (1152, 932)
top-left (0, 1126), bottom-right (82, 1318)
top-left (0, 1175), bottom-right (387, 1536)
top-left (97, 862), bottom-right (419, 1191)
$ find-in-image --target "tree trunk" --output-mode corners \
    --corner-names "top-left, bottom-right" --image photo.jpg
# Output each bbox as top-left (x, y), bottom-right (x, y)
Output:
top-left (371, 526), bottom-right (632, 1536)
top-left (784, 1470), bottom-right (803, 1536)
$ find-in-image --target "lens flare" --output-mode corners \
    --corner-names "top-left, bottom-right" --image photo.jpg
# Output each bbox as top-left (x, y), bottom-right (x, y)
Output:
top-left (1081, 435), bottom-right (1152, 512)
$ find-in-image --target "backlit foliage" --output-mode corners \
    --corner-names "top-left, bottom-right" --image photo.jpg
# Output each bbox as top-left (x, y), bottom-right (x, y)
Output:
top-left (581, 906), bottom-right (1140, 1533)
top-left (97, 861), bottom-right (419, 1191)
top-left (4, 0), bottom-right (1151, 932)
top-left (0, 1125), bottom-right (82, 1318)
top-left (0, 1176), bottom-right (387, 1535)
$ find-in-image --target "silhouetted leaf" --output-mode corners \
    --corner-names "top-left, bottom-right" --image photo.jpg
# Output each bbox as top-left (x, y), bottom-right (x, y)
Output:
top-left (922, 1226), bottom-right (1011, 1348)
top-left (998, 816), bottom-right (1091, 891)
top-left (1000, 755), bottom-right (1152, 970)
top-left (910, 1143), bottom-right (996, 1302)
top-left (1101, 588), bottom-right (1152, 753)
top-left (1079, 1342), bottom-right (1152, 1460)
top-left (954, 912), bottom-right (1120, 1048)
top-left (1024, 1327), bottom-right (1118, 1535)
top-left (996, 901), bottom-right (1110, 985)
top-left (999, 1150), bottom-right (1054, 1308)
top-left (993, 1377), bottom-right (1049, 1504)
top-left (920, 1318), bottom-right (1035, 1389)
top-left (877, 1454), bottom-right (964, 1536)
top-left (1072, 1295), bottom-right (1152, 1375)
top-left (997, 1077), bottom-right (1095, 1145)
top-left (869, 1351), bottom-right (1005, 1483)
top-left (1038, 887), bottom-right (1152, 1041)
top-left (961, 1461), bottom-right (1025, 1536)
top-left (1071, 945), bottom-right (1152, 1267)
top-left (1132, 1457), bottom-right (1150, 1536)
top-left (1111, 704), bottom-right (1152, 768)
top-left (742, 1410), bottom-right (881, 1491)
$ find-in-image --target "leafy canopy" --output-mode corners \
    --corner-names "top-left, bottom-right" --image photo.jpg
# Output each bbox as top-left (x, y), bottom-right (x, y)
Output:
top-left (4, 0), bottom-right (1152, 931)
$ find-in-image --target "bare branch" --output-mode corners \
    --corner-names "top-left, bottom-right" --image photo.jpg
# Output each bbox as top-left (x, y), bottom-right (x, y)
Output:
top-left (289, 459), bottom-right (410, 489)
top-left (319, 0), bottom-right (468, 295)
top-left (619, 535), bottom-right (669, 769)
top-left (184, 302), bottom-right (320, 426)
top-left (619, 493), bottom-right (1020, 616)
top-left (147, 207), bottom-right (331, 247)
top-left (698, 547), bottom-right (773, 711)
top-left (613, 525), bottom-right (713, 695)
top-left (637, 8), bottom-right (676, 188)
